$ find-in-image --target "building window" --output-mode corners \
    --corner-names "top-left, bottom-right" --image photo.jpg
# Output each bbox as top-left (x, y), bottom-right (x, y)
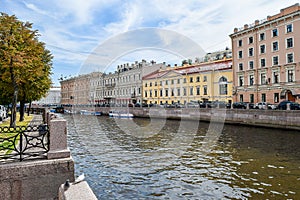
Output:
top-left (261, 73), bottom-right (267, 85)
top-left (171, 89), bottom-right (174, 96)
top-left (249, 48), bottom-right (254, 57)
top-left (145, 91), bottom-right (147, 97)
top-left (286, 38), bottom-right (293, 48)
top-left (171, 79), bottom-right (174, 85)
top-left (155, 90), bottom-right (157, 97)
top-left (177, 88), bottom-right (180, 96)
top-left (250, 94), bottom-right (254, 103)
top-left (150, 82), bottom-right (152, 87)
top-left (273, 56), bottom-right (279, 66)
top-left (249, 36), bottom-right (253, 44)
top-left (165, 80), bottom-right (168, 85)
top-left (260, 33), bottom-right (265, 41)
top-left (160, 89), bottom-right (163, 97)
top-left (190, 87), bottom-right (193, 95)
top-left (273, 71), bottom-right (279, 84)
top-left (203, 76), bottom-right (207, 82)
top-left (249, 61), bottom-right (254, 69)
top-left (287, 69), bottom-right (294, 82)
top-left (260, 58), bottom-right (266, 67)
top-left (145, 83), bottom-right (147, 87)
top-left (274, 93), bottom-right (279, 103)
top-left (219, 77), bottom-right (228, 95)
top-left (165, 89), bottom-right (168, 97)
top-left (239, 63), bottom-right (243, 71)
top-left (286, 24), bottom-right (293, 33)
top-left (239, 76), bottom-right (244, 86)
top-left (196, 86), bottom-right (200, 95)
top-left (272, 28), bottom-right (278, 37)
top-left (240, 94), bottom-right (243, 102)
top-left (160, 81), bottom-right (162, 86)
top-left (262, 93), bottom-right (266, 102)
top-left (238, 50), bottom-right (243, 59)
top-left (177, 79), bottom-right (180, 84)
top-left (203, 85), bottom-right (207, 95)
top-left (183, 78), bottom-right (186, 83)
top-left (272, 41), bottom-right (278, 51)
top-left (238, 39), bottom-right (242, 47)
top-left (183, 88), bottom-right (187, 96)
top-left (196, 76), bottom-right (200, 82)
top-left (287, 53), bottom-right (294, 63)
top-left (249, 74), bottom-right (254, 86)
top-left (150, 90), bottom-right (152, 97)
top-left (190, 77), bottom-right (193, 83)
top-left (260, 44), bottom-right (266, 54)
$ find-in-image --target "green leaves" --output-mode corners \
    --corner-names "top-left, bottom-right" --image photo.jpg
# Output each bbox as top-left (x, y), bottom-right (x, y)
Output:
top-left (0, 13), bottom-right (53, 125)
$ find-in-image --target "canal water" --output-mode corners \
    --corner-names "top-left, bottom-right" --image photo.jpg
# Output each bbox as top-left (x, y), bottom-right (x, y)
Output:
top-left (63, 114), bottom-right (300, 199)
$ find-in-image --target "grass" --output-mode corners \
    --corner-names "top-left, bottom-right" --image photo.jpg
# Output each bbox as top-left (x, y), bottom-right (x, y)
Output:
top-left (0, 113), bottom-right (33, 127)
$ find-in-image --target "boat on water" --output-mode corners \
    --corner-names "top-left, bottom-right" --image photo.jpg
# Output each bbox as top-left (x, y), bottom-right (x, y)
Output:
top-left (109, 111), bottom-right (134, 118)
top-left (80, 110), bottom-right (102, 116)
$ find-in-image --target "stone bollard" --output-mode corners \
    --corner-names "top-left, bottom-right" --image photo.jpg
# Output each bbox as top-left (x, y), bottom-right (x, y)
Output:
top-left (47, 118), bottom-right (71, 159)
top-left (287, 103), bottom-right (291, 110)
top-left (246, 103), bottom-right (250, 109)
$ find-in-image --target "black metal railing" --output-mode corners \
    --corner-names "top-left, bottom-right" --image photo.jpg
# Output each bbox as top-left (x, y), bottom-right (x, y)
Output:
top-left (0, 125), bottom-right (49, 163)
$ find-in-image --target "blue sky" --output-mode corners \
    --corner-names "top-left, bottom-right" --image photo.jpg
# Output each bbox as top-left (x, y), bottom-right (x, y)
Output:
top-left (1, 0), bottom-right (298, 86)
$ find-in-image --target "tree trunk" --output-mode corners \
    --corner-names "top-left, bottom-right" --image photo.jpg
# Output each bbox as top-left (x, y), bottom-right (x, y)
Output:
top-left (10, 90), bottom-right (18, 128)
top-left (27, 101), bottom-right (32, 116)
top-left (9, 58), bottom-right (18, 128)
top-left (19, 100), bottom-right (25, 122)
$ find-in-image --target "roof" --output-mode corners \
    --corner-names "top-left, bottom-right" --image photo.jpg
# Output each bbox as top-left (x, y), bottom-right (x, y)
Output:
top-left (143, 59), bottom-right (232, 80)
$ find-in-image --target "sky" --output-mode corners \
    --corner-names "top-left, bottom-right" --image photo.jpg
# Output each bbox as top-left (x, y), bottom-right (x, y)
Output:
top-left (1, 0), bottom-right (299, 86)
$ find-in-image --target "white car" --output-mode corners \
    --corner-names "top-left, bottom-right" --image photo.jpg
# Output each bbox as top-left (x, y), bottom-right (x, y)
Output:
top-left (255, 102), bottom-right (268, 109)
top-left (0, 105), bottom-right (7, 121)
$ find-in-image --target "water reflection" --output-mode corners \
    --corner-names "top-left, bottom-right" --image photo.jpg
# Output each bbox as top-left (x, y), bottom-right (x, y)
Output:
top-left (64, 114), bottom-right (300, 199)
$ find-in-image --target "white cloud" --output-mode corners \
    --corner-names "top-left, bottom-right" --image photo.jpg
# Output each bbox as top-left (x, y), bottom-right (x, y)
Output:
top-left (2, 0), bottom-right (299, 85)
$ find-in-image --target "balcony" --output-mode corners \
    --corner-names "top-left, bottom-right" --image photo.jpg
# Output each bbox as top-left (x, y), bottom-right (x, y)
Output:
top-left (105, 83), bottom-right (116, 88)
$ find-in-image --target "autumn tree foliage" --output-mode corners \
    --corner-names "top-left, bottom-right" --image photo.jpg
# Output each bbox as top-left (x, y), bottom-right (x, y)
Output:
top-left (0, 13), bottom-right (53, 127)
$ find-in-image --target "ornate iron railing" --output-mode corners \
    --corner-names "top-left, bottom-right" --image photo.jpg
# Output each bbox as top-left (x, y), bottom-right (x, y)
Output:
top-left (0, 125), bottom-right (49, 163)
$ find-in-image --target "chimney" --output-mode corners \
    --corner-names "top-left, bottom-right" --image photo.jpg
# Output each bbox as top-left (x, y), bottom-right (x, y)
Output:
top-left (255, 20), bottom-right (259, 25)
top-left (234, 28), bottom-right (238, 33)
top-left (244, 24), bottom-right (248, 29)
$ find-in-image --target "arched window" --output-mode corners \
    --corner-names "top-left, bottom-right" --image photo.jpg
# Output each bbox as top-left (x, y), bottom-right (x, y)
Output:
top-left (219, 77), bottom-right (228, 95)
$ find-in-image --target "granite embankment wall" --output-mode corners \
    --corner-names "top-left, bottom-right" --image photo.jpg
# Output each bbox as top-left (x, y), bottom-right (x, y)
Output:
top-left (0, 113), bottom-right (75, 200)
top-left (87, 107), bottom-right (300, 130)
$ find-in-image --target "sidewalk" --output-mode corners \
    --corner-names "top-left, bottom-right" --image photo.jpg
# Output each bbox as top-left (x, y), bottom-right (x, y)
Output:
top-left (28, 114), bottom-right (44, 126)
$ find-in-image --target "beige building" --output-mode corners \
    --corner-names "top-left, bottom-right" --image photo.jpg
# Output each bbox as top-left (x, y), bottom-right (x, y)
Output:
top-left (230, 3), bottom-right (300, 104)
top-left (60, 74), bottom-right (91, 105)
top-left (61, 60), bottom-right (166, 106)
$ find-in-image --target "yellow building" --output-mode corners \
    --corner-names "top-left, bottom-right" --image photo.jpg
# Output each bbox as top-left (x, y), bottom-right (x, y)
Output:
top-left (142, 58), bottom-right (233, 105)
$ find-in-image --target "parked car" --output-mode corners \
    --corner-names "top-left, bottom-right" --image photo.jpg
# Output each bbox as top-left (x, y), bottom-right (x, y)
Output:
top-left (0, 105), bottom-right (8, 121)
top-left (210, 101), bottom-right (228, 108)
top-left (255, 102), bottom-right (268, 109)
top-left (267, 104), bottom-right (278, 110)
top-left (185, 102), bottom-right (199, 108)
top-left (232, 102), bottom-right (247, 109)
top-left (232, 102), bottom-right (254, 109)
top-left (277, 100), bottom-right (300, 110)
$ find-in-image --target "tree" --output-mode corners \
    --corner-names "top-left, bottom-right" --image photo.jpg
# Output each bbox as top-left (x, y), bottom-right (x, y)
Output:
top-left (0, 13), bottom-right (53, 127)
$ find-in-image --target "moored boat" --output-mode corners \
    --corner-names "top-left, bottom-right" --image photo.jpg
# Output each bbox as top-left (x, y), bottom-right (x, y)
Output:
top-left (109, 111), bottom-right (133, 118)
top-left (80, 110), bottom-right (102, 116)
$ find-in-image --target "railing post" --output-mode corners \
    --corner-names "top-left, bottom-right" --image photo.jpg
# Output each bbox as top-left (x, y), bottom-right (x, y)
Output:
top-left (47, 117), bottom-right (70, 159)
top-left (19, 131), bottom-right (23, 161)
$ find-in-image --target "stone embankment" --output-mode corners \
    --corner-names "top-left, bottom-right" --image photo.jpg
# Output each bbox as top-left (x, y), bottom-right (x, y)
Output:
top-left (69, 107), bottom-right (300, 130)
